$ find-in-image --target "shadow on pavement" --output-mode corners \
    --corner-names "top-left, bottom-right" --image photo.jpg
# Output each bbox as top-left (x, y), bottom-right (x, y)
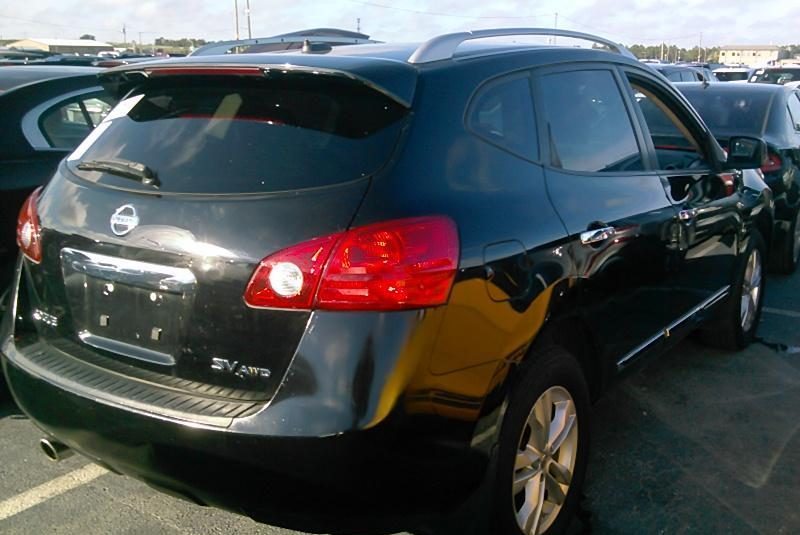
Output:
top-left (582, 337), bottom-right (799, 534)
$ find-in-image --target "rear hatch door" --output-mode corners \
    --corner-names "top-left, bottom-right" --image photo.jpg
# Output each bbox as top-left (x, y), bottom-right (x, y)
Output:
top-left (27, 63), bottom-right (411, 415)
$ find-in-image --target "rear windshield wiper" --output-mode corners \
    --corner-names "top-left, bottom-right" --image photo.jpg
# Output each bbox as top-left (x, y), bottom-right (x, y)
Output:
top-left (77, 158), bottom-right (160, 188)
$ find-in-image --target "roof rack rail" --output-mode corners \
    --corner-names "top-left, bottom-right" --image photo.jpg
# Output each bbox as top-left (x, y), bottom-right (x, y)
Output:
top-left (408, 28), bottom-right (636, 64)
top-left (190, 35), bottom-right (378, 57)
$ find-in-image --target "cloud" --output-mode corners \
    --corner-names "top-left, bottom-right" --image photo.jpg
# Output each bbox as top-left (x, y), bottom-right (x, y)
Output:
top-left (1, 0), bottom-right (796, 46)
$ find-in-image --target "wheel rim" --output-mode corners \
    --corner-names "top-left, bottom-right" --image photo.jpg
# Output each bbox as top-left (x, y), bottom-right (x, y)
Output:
top-left (512, 386), bottom-right (579, 535)
top-left (740, 248), bottom-right (762, 332)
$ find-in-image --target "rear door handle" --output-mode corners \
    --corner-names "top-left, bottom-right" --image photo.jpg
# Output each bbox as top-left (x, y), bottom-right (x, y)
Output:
top-left (580, 226), bottom-right (616, 245)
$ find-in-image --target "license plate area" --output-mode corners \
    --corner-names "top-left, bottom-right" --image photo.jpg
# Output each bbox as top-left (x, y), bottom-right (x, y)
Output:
top-left (61, 248), bottom-right (197, 366)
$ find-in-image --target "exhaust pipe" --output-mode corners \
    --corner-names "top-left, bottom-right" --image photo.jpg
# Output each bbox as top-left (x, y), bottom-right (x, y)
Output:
top-left (39, 438), bottom-right (74, 462)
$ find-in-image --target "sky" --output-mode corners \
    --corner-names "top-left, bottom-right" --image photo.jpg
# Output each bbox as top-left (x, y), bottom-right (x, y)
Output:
top-left (1, 0), bottom-right (798, 48)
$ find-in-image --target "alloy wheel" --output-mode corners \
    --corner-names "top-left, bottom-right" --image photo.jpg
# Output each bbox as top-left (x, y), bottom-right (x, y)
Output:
top-left (740, 248), bottom-right (762, 332)
top-left (512, 386), bottom-right (579, 535)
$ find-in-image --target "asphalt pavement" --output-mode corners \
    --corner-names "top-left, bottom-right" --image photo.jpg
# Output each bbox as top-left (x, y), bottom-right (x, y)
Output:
top-left (1, 273), bottom-right (798, 535)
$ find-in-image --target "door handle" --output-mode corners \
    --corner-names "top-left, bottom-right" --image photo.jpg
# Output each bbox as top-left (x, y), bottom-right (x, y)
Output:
top-left (580, 226), bottom-right (616, 245)
top-left (678, 208), bottom-right (698, 222)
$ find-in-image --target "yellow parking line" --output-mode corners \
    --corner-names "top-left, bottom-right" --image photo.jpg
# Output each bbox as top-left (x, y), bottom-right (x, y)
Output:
top-left (0, 464), bottom-right (107, 521)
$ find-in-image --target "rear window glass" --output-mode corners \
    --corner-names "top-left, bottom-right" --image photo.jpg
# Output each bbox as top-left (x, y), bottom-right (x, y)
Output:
top-left (679, 89), bottom-right (771, 136)
top-left (714, 71), bottom-right (749, 82)
top-left (750, 68), bottom-right (800, 85)
top-left (68, 74), bottom-right (408, 194)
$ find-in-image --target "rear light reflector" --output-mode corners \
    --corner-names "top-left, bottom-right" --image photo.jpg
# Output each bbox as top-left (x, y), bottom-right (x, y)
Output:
top-left (761, 151), bottom-right (782, 173)
top-left (16, 187), bottom-right (43, 263)
top-left (244, 216), bottom-right (459, 311)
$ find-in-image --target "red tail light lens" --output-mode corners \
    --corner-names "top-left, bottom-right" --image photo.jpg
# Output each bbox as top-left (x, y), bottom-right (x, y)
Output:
top-left (317, 216), bottom-right (459, 310)
top-left (761, 151), bottom-right (782, 173)
top-left (244, 216), bottom-right (459, 311)
top-left (16, 187), bottom-right (43, 263)
top-left (244, 234), bottom-right (342, 309)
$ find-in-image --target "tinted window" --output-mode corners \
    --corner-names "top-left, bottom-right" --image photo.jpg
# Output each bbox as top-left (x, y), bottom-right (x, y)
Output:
top-left (787, 93), bottom-right (800, 131)
top-left (715, 71), bottom-right (749, 82)
top-left (680, 88), bottom-right (772, 136)
top-left (39, 91), bottom-right (114, 149)
top-left (468, 75), bottom-right (538, 160)
top-left (69, 75), bottom-right (407, 194)
top-left (628, 81), bottom-right (706, 171)
top-left (539, 69), bottom-right (643, 172)
top-left (751, 68), bottom-right (800, 85)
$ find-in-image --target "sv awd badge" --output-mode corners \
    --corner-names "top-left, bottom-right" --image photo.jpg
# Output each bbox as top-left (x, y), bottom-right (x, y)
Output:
top-left (211, 358), bottom-right (272, 380)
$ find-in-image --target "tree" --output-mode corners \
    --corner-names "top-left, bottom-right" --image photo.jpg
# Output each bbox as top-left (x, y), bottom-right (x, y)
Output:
top-left (79, 34), bottom-right (96, 41)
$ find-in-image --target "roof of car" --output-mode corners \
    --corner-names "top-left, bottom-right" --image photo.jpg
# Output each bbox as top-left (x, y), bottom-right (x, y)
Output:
top-left (652, 64), bottom-right (696, 71)
top-left (0, 65), bottom-right (102, 93)
top-left (674, 81), bottom-right (789, 94)
top-left (100, 35), bottom-right (642, 107)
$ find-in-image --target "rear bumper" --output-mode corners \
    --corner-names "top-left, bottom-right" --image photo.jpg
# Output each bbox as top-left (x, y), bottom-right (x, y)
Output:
top-left (4, 353), bottom-right (488, 533)
top-left (0, 258), bottom-right (496, 534)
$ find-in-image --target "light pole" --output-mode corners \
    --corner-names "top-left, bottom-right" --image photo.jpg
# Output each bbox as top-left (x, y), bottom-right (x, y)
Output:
top-left (234, 0), bottom-right (240, 40)
top-left (246, 0), bottom-right (252, 39)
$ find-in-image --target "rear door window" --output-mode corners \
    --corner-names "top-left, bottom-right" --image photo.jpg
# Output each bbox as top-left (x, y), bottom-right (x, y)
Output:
top-left (538, 69), bottom-right (644, 173)
top-left (467, 74), bottom-right (538, 160)
top-left (68, 74), bottom-right (408, 194)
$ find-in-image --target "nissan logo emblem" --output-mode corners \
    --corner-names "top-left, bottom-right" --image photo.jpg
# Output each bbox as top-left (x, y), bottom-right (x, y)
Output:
top-left (110, 205), bottom-right (139, 236)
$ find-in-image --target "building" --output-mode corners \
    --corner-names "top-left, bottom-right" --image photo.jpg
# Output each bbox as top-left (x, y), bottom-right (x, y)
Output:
top-left (7, 38), bottom-right (113, 55)
top-left (718, 45), bottom-right (781, 66)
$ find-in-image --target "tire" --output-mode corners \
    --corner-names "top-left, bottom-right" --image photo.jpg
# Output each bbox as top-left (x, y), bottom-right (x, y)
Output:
top-left (774, 207), bottom-right (800, 274)
top-left (699, 230), bottom-right (766, 350)
top-left (493, 347), bottom-right (591, 535)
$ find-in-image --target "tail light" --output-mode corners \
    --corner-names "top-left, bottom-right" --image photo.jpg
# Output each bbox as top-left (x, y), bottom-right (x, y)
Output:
top-left (244, 216), bottom-right (459, 311)
top-left (761, 151), bottom-right (782, 173)
top-left (16, 187), bottom-right (43, 263)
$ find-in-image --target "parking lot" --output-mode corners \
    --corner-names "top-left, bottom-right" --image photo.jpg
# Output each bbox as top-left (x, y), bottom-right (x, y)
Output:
top-left (0, 271), bottom-right (797, 535)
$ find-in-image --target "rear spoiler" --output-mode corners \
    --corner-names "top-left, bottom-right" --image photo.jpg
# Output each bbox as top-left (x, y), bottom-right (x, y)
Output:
top-left (97, 57), bottom-right (417, 108)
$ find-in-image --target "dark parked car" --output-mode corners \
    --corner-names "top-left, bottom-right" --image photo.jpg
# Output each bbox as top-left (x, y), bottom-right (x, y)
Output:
top-left (651, 63), bottom-right (709, 82)
top-left (676, 82), bottom-right (800, 271)
top-left (0, 66), bottom-right (115, 394)
top-left (1, 29), bottom-right (771, 535)
top-left (749, 66), bottom-right (800, 85)
top-left (27, 54), bottom-right (105, 67)
top-left (0, 66), bottom-right (116, 301)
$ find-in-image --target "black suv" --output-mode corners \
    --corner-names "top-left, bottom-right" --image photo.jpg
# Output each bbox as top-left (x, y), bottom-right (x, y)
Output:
top-left (1, 29), bottom-right (771, 535)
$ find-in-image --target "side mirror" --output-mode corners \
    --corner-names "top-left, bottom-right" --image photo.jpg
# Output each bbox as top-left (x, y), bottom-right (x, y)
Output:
top-left (723, 136), bottom-right (766, 170)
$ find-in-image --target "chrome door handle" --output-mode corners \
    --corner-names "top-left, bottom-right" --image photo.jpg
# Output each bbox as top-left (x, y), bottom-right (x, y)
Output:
top-left (678, 208), bottom-right (698, 221)
top-left (580, 226), bottom-right (616, 245)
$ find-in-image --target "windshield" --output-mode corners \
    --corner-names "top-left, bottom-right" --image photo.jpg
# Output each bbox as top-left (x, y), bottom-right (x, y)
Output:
top-left (68, 74), bottom-right (408, 194)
